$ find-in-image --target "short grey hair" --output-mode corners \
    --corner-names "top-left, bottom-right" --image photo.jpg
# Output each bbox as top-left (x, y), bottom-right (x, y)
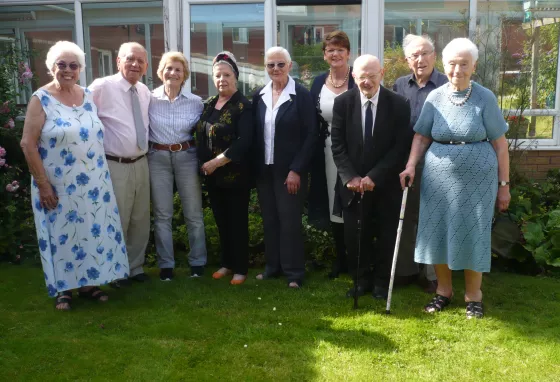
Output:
top-left (118, 42), bottom-right (147, 59)
top-left (442, 38), bottom-right (479, 63)
top-left (264, 46), bottom-right (291, 64)
top-left (45, 41), bottom-right (86, 77)
top-left (402, 34), bottom-right (435, 56)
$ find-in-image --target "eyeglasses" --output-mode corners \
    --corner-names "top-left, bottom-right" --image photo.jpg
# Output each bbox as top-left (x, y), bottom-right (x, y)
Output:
top-left (356, 72), bottom-right (382, 82)
top-left (56, 61), bottom-right (80, 71)
top-left (266, 62), bottom-right (286, 69)
top-left (407, 51), bottom-right (434, 61)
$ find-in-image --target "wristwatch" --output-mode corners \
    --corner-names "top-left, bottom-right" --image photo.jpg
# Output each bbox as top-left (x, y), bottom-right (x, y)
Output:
top-left (498, 181), bottom-right (510, 187)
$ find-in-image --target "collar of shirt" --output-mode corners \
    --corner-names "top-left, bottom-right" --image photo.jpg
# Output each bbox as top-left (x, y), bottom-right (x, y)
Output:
top-left (114, 72), bottom-right (140, 93)
top-left (260, 75), bottom-right (297, 97)
top-left (151, 84), bottom-right (200, 102)
top-left (359, 87), bottom-right (380, 108)
top-left (260, 76), bottom-right (297, 112)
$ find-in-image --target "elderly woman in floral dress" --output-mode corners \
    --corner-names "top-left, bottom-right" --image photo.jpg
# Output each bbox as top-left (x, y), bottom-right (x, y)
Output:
top-left (20, 41), bottom-right (128, 310)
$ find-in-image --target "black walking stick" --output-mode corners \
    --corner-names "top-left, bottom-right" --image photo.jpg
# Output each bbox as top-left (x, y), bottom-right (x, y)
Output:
top-left (386, 177), bottom-right (411, 314)
top-left (353, 192), bottom-right (364, 310)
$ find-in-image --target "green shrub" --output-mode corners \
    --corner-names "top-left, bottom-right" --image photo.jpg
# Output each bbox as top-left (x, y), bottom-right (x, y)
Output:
top-left (505, 169), bottom-right (560, 269)
top-left (0, 127), bottom-right (37, 263)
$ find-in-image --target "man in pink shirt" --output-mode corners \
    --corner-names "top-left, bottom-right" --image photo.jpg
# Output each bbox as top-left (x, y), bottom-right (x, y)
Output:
top-left (89, 42), bottom-right (151, 285)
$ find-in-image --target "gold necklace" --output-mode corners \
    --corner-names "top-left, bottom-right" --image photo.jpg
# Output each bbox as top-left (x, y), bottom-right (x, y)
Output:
top-left (329, 66), bottom-right (350, 88)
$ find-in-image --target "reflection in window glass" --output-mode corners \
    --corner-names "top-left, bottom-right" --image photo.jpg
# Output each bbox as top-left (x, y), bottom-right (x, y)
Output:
top-left (83, 2), bottom-right (164, 89)
top-left (477, 0), bottom-right (559, 139)
top-left (0, 4), bottom-right (75, 99)
top-left (277, 4), bottom-right (361, 88)
top-left (190, 3), bottom-right (265, 99)
top-left (384, 0), bottom-right (469, 88)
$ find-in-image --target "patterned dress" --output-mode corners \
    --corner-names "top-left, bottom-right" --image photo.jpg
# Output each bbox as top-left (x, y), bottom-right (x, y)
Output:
top-left (413, 82), bottom-right (508, 272)
top-left (31, 88), bottom-right (129, 297)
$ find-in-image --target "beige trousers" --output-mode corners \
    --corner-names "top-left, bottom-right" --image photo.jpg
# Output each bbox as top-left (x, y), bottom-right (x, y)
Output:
top-left (107, 156), bottom-right (150, 277)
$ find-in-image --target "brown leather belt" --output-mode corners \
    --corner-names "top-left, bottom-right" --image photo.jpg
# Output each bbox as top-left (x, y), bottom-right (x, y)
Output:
top-left (106, 154), bottom-right (146, 164)
top-left (150, 140), bottom-right (195, 152)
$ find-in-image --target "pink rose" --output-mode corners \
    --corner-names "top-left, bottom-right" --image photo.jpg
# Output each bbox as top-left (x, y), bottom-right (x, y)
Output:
top-left (6, 184), bottom-right (14, 192)
top-left (4, 118), bottom-right (15, 129)
top-left (12, 180), bottom-right (19, 186)
top-left (0, 101), bottom-right (9, 114)
top-left (0, 146), bottom-right (6, 157)
top-left (0, 159), bottom-right (5, 167)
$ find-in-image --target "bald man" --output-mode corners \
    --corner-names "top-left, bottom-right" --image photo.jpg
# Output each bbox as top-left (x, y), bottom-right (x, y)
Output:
top-left (331, 54), bottom-right (411, 300)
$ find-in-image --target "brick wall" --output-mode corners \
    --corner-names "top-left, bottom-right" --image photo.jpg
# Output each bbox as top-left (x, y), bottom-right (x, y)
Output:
top-left (513, 150), bottom-right (560, 180)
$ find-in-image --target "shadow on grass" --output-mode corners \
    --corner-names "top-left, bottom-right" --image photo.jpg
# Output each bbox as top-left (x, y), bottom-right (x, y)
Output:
top-left (1, 264), bottom-right (560, 381)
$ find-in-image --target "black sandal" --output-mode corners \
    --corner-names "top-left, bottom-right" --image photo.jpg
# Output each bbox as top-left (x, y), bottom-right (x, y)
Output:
top-left (466, 301), bottom-right (484, 319)
top-left (424, 294), bottom-right (452, 313)
top-left (78, 287), bottom-right (108, 301)
top-left (55, 291), bottom-right (72, 310)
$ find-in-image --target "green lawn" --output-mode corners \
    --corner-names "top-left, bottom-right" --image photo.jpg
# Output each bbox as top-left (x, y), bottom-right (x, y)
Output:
top-left (1, 265), bottom-right (559, 381)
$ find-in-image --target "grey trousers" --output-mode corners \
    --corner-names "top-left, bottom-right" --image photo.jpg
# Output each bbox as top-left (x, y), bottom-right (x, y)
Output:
top-left (107, 156), bottom-right (150, 277)
top-left (257, 165), bottom-right (306, 283)
top-left (148, 148), bottom-right (207, 269)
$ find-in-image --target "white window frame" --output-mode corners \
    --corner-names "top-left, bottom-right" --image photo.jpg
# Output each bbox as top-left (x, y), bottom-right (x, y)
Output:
top-left (0, 0), bottom-right (558, 148)
top-left (232, 26), bottom-right (249, 44)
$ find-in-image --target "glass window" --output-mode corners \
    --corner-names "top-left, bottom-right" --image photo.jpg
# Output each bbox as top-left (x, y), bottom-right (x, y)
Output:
top-left (83, 1), bottom-right (164, 89)
top-left (477, 0), bottom-right (560, 140)
top-left (0, 4), bottom-right (75, 101)
top-left (276, 4), bottom-right (361, 88)
top-left (190, 3), bottom-right (265, 99)
top-left (383, 0), bottom-right (469, 89)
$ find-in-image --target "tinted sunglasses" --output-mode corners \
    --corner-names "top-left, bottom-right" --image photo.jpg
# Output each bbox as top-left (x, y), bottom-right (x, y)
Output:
top-left (266, 62), bottom-right (286, 69)
top-left (56, 61), bottom-right (80, 70)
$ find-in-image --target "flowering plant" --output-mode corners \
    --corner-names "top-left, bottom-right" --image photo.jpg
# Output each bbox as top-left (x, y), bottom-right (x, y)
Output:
top-left (0, 135), bottom-right (37, 263)
top-left (0, 42), bottom-right (32, 130)
top-left (507, 115), bottom-right (528, 122)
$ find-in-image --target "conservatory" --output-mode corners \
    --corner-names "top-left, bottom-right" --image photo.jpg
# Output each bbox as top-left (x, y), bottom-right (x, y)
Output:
top-left (1, 0), bottom-right (559, 172)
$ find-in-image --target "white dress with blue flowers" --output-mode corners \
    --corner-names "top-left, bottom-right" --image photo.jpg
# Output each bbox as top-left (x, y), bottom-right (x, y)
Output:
top-left (31, 88), bottom-right (129, 297)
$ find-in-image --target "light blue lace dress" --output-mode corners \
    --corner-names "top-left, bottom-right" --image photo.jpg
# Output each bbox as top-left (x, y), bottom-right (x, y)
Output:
top-left (413, 82), bottom-right (508, 272)
top-left (31, 88), bottom-right (129, 297)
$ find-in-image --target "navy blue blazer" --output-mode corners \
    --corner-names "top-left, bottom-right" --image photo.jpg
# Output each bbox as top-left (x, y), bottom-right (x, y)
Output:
top-left (308, 69), bottom-right (356, 230)
top-left (252, 81), bottom-right (319, 177)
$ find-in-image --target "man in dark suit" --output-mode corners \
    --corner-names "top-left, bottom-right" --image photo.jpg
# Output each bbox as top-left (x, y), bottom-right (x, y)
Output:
top-left (331, 54), bottom-right (412, 300)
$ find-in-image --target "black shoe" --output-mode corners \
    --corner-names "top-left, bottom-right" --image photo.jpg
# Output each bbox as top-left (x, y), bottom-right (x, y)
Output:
top-left (110, 278), bottom-right (132, 288)
top-left (130, 273), bottom-right (150, 282)
top-left (372, 286), bottom-right (389, 300)
top-left (159, 268), bottom-right (174, 281)
top-left (346, 284), bottom-right (372, 298)
top-left (190, 266), bottom-right (204, 278)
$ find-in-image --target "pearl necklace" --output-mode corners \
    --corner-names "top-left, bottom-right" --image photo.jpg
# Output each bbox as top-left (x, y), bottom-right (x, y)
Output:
top-left (329, 66), bottom-right (350, 88)
top-left (448, 81), bottom-right (473, 106)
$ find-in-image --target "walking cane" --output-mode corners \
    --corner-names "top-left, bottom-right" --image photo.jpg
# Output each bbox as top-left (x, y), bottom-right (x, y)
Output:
top-left (386, 177), bottom-right (411, 314)
top-left (353, 192), bottom-right (364, 310)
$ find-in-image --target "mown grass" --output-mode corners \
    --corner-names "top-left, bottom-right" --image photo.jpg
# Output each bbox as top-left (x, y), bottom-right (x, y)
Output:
top-left (1, 265), bottom-right (559, 381)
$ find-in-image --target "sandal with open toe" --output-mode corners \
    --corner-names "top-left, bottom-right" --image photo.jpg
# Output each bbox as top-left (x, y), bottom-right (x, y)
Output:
top-left (424, 294), bottom-right (452, 313)
top-left (55, 291), bottom-right (72, 310)
top-left (78, 287), bottom-right (108, 302)
top-left (466, 301), bottom-right (484, 319)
